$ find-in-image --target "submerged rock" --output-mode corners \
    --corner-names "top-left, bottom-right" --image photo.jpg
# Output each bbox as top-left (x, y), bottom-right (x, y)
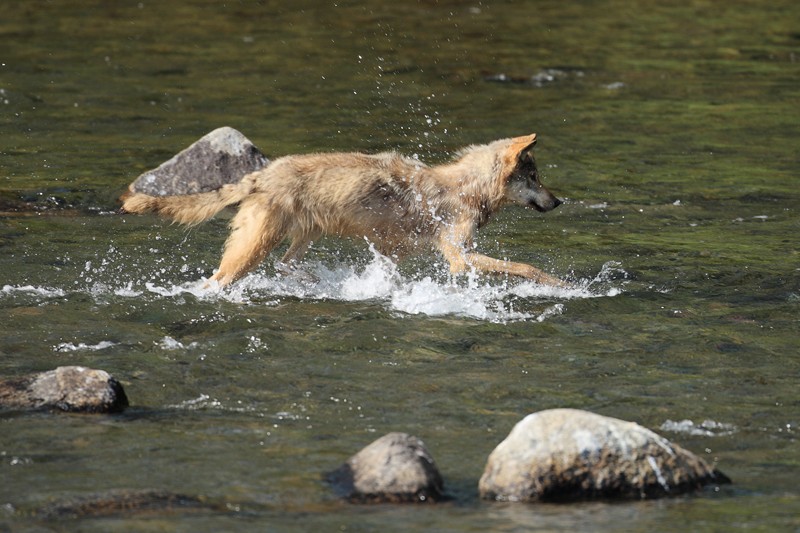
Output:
top-left (479, 408), bottom-right (730, 502)
top-left (126, 126), bottom-right (269, 197)
top-left (327, 432), bottom-right (445, 503)
top-left (37, 489), bottom-right (214, 519)
top-left (0, 366), bottom-right (128, 413)
top-left (484, 67), bottom-right (586, 87)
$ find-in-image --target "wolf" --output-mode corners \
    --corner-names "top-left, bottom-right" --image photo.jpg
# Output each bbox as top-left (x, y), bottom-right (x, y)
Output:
top-left (121, 134), bottom-right (564, 287)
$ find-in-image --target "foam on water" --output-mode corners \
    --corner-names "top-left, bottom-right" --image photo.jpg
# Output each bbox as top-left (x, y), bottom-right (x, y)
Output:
top-left (53, 340), bottom-right (117, 353)
top-left (167, 394), bottom-right (223, 410)
top-left (167, 393), bottom-right (264, 414)
top-left (2, 284), bottom-right (66, 298)
top-left (660, 419), bottom-right (737, 437)
top-left (158, 336), bottom-right (200, 351)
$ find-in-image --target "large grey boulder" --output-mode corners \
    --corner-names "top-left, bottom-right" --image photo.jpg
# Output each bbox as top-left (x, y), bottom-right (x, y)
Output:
top-left (479, 408), bottom-right (730, 502)
top-left (0, 366), bottom-right (128, 413)
top-left (327, 432), bottom-right (445, 503)
top-left (126, 126), bottom-right (268, 197)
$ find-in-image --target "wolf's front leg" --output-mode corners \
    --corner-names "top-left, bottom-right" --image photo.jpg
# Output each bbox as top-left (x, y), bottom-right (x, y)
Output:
top-left (463, 253), bottom-right (565, 287)
top-left (436, 219), bottom-right (565, 287)
top-left (438, 242), bottom-right (564, 286)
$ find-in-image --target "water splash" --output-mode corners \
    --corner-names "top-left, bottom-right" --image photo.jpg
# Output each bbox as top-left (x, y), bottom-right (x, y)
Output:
top-left (205, 249), bottom-right (623, 322)
top-left (2, 245), bottom-right (626, 323)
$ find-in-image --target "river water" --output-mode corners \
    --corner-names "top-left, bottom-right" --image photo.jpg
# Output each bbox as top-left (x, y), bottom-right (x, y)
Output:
top-left (1, 1), bottom-right (798, 531)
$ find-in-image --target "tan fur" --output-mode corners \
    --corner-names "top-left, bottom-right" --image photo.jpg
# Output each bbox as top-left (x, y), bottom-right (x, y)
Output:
top-left (121, 134), bottom-right (564, 287)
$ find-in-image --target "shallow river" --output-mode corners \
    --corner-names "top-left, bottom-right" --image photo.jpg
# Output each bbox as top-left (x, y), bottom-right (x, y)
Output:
top-left (1, 1), bottom-right (798, 531)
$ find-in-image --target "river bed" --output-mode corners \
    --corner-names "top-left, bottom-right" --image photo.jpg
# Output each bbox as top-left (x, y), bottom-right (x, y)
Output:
top-left (1, 1), bottom-right (798, 530)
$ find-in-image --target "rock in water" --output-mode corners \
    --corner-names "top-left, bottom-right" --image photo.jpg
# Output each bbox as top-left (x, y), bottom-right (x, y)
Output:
top-left (37, 489), bottom-right (214, 519)
top-left (326, 432), bottom-right (445, 503)
top-left (479, 408), bottom-right (730, 502)
top-left (0, 366), bottom-right (128, 413)
top-left (127, 126), bottom-right (269, 197)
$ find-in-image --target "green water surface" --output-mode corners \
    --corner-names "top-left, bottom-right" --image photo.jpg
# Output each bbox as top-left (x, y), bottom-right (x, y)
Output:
top-left (1, 1), bottom-right (799, 531)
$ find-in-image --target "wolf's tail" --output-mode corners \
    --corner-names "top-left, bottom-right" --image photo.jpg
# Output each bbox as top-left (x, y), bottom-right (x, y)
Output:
top-left (120, 174), bottom-right (256, 225)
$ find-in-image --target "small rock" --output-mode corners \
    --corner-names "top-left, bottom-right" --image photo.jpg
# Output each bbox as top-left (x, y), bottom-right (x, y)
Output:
top-left (0, 366), bottom-right (128, 413)
top-left (127, 126), bottom-right (269, 197)
top-left (479, 408), bottom-right (730, 502)
top-left (327, 432), bottom-right (445, 503)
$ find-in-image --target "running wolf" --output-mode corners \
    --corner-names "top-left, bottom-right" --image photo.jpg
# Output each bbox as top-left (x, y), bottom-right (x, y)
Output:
top-left (121, 134), bottom-right (564, 287)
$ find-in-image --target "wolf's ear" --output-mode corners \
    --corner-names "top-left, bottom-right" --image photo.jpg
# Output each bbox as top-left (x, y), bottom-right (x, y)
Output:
top-left (509, 133), bottom-right (537, 158)
top-left (500, 133), bottom-right (537, 178)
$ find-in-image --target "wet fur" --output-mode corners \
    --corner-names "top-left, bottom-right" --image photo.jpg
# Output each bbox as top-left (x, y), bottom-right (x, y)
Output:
top-left (120, 134), bottom-right (563, 287)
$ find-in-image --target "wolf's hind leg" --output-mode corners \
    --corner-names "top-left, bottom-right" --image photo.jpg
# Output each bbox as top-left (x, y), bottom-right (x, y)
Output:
top-left (279, 233), bottom-right (315, 265)
top-left (208, 195), bottom-right (287, 287)
top-left (274, 234), bottom-right (321, 282)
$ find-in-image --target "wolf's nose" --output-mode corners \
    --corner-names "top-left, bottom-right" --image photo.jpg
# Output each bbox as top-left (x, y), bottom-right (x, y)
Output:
top-left (553, 197), bottom-right (562, 209)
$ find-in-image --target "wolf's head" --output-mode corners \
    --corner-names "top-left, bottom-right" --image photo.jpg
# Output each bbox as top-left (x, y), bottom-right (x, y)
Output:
top-left (500, 134), bottom-right (562, 212)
